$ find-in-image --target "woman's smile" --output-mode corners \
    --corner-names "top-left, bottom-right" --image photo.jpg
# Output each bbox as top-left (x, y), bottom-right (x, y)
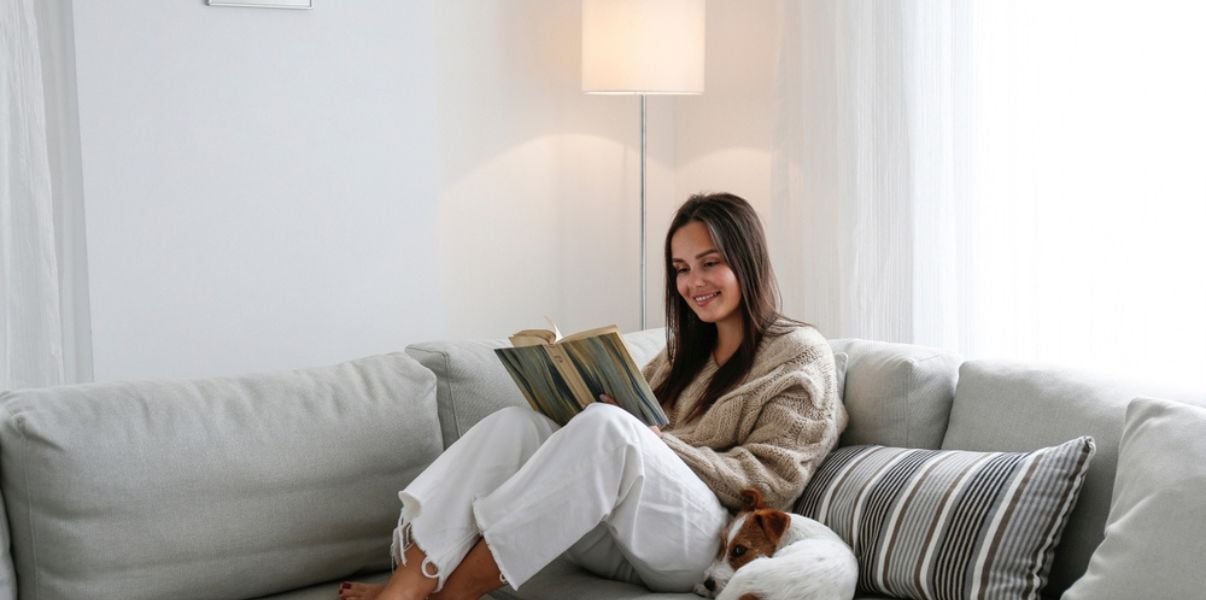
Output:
top-left (693, 291), bottom-right (720, 306)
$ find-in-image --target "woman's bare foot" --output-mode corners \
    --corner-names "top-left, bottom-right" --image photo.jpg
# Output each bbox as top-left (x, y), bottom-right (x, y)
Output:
top-left (337, 582), bottom-right (385, 600)
top-left (336, 544), bottom-right (438, 600)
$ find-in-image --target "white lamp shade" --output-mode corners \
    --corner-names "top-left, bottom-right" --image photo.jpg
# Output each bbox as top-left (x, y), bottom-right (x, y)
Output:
top-left (582, 0), bottom-right (705, 94)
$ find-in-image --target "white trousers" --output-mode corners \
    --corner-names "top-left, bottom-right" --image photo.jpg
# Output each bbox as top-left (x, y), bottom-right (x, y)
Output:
top-left (392, 403), bottom-right (729, 592)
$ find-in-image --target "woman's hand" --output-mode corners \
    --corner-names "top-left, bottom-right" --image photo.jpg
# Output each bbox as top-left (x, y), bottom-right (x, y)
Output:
top-left (598, 394), bottom-right (662, 436)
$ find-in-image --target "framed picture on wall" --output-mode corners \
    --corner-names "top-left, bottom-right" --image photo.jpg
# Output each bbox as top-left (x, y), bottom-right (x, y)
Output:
top-left (207, 0), bottom-right (312, 9)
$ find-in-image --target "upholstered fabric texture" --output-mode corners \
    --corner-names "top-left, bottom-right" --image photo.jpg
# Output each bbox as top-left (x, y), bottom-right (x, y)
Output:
top-left (828, 339), bottom-right (960, 449)
top-left (407, 328), bottom-right (666, 448)
top-left (1062, 397), bottom-right (1206, 599)
top-left (0, 353), bottom-right (441, 600)
top-left (0, 491), bottom-right (12, 600)
top-left (795, 437), bottom-right (1095, 600)
top-left (489, 557), bottom-right (894, 600)
top-left (833, 351), bottom-right (848, 401)
top-left (940, 360), bottom-right (1205, 595)
top-left (252, 571), bottom-right (391, 600)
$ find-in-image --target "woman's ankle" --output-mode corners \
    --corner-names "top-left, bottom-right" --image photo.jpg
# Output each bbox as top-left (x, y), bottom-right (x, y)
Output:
top-left (381, 544), bottom-right (441, 600)
top-left (430, 539), bottom-right (504, 600)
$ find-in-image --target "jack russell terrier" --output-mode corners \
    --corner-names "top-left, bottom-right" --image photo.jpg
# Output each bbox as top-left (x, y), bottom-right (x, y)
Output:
top-left (694, 488), bottom-right (858, 600)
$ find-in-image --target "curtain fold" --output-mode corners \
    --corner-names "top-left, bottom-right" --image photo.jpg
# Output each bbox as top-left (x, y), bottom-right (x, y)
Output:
top-left (1, 0), bottom-right (89, 391)
top-left (773, 0), bottom-right (973, 345)
top-left (773, 0), bottom-right (1206, 389)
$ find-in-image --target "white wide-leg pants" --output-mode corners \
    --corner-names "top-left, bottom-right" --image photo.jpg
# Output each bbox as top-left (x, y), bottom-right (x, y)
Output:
top-left (392, 403), bottom-right (729, 592)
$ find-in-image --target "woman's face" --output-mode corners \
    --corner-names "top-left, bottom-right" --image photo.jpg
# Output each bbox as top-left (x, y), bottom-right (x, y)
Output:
top-left (671, 221), bottom-right (743, 329)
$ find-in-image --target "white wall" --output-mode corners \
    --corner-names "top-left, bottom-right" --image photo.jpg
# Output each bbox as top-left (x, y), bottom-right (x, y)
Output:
top-left (75, 1), bottom-right (442, 381)
top-left (433, 0), bottom-right (651, 339)
top-left (72, 0), bottom-right (779, 382)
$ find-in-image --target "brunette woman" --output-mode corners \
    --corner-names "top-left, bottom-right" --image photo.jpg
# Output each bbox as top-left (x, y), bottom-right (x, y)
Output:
top-left (340, 193), bottom-right (846, 600)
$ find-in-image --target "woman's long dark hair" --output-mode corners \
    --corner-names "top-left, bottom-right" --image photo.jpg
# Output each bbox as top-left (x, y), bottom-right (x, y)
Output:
top-left (653, 192), bottom-right (800, 422)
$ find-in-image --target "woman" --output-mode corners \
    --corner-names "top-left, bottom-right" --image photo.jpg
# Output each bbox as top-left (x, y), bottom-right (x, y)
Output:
top-left (340, 193), bottom-right (847, 600)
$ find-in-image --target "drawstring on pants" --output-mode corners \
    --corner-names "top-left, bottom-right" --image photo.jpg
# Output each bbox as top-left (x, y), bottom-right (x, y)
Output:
top-left (390, 514), bottom-right (413, 570)
top-left (390, 512), bottom-right (443, 590)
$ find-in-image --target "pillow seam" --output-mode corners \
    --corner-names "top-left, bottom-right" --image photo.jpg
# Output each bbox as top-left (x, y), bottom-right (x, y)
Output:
top-left (9, 409), bottom-right (39, 600)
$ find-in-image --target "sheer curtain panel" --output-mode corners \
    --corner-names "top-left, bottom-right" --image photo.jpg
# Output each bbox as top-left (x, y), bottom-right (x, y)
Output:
top-left (1, 0), bottom-right (90, 391)
top-left (772, 0), bottom-right (1206, 389)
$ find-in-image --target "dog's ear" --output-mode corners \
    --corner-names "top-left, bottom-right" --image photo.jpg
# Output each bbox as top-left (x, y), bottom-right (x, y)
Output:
top-left (755, 509), bottom-right (790, 542)
top-left (739, 488), bottom-right (764, 511)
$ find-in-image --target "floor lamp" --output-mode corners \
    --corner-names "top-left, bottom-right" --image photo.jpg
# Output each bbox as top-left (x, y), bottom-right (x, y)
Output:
top-left (581, 0), bottom-right (705, 331)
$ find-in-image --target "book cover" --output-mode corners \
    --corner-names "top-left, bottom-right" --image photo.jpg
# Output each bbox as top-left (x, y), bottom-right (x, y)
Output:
top-left (494, 326), bottom-right (668, 428)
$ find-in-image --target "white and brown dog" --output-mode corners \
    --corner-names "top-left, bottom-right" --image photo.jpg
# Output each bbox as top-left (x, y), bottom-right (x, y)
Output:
top-left (695, 488), bottom-right (858, 600)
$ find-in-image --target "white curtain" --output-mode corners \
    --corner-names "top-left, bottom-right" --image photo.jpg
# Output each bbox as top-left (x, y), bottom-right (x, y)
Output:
top-left (1, 0), bottom-right (90, 391)
top-left (773, 0), bottom-right (1206, 389)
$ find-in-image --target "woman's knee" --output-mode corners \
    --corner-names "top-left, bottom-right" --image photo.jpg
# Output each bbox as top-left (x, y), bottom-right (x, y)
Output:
top-left (567, 402), bottom-right (643, 437)
top-left (475, 405), bottom-right (556, 436)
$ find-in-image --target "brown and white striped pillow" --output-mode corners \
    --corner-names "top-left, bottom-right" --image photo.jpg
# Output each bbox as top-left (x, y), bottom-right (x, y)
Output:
top-left (795, 437), bottom-right (1095, 600)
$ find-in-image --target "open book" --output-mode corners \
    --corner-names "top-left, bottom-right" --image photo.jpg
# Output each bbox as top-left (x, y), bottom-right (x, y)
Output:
top-left (494, 324), bottom-right (669, 428)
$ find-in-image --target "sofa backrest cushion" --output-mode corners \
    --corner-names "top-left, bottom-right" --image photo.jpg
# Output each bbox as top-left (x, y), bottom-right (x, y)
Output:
top-left (0, 491), bottom-right (12, 600)
top-left (829, 338), bottom-right (961, 449)
top-left (1062, 397), bottom-right (1206, 600)
top-left (407, 329), bottom-right (667, 448)
top-left (941, 360), bottom-right (1206, 597)
top-left (0, 353), bottom-right (441, 600)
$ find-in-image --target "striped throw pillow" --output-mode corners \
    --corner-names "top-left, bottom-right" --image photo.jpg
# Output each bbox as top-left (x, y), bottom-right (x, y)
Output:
top-left (795, 437), bottom-right (1095, 600)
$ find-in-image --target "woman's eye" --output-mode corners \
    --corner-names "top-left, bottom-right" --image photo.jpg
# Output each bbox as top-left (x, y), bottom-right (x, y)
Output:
top-left (730, 545), bottom-right (746, 557)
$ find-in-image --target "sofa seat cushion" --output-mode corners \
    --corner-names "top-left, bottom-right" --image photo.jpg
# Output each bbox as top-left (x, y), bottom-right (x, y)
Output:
top-left (940, 360), bottom-right (1206, 596)
top-left (407, 328), bottom-right (666, 448)
top-left (250, 570), bottom-right (390, 599)
top-left (490, 557), bottom-right (893, 600)
top-left (0, 353), bottom-right (441, 600)
top-left (829, 339), bottom-right (961, 449)
top-left (796, 438), bottom-right (1095, 600)
top-left (1063, 397), bottom-right (1206, 599)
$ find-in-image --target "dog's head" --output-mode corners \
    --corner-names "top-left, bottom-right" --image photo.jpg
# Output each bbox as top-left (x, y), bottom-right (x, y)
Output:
top-left (694, 488), bottom-right (791, 598)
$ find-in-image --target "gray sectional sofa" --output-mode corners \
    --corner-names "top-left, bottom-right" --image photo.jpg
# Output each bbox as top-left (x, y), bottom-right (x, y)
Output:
top-left (0, 330), bottom-right (1202, 599)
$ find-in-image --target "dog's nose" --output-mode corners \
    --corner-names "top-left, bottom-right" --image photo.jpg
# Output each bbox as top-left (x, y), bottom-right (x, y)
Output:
top-left (703, 578), bottom-right (715, 592)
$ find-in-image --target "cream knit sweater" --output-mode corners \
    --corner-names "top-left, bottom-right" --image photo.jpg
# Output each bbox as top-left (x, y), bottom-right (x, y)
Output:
top-left (642, 323), bottom-right (846, 511)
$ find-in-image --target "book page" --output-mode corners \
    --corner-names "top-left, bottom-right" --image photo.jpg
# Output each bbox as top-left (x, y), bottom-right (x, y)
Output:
top-left (562, 324), bottom-right (621, 343)
top-left (509, 329), bottom-right (556, 347)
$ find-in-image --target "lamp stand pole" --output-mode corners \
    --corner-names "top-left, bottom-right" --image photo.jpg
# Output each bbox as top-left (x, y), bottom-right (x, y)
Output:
top-left (640, 94), bottom-right (647, 331)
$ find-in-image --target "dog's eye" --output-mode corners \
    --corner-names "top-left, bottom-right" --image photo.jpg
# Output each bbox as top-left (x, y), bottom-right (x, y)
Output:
top-left (730, 545), bottom-right (747, 558)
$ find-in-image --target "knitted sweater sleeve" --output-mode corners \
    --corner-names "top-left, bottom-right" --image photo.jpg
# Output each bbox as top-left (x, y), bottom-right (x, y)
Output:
top-left (659, 356), bottom-right (845, 511)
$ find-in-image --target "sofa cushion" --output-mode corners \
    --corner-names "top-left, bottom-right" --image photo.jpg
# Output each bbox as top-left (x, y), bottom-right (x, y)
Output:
top-left (940, 360), bottom-right (1206, 596)
top-left (491, 557), bottom-right (893, 600)
top-left (833, 351), bottom-right (848, 403)
top-left (0, 353), bottom-right (441, 600)
top-left (828, 339), bottom-right (961, 449)
top-left (0, 493), bottom-right (11, 600)
top-left (250, 571), bottom-right (391, 599)
top-left (795, 438), bottom-right (1094, 600)
top-left (407, 328), bottom-right (666, 448)
top-left (1062, 397), bottom-right (1206, 599)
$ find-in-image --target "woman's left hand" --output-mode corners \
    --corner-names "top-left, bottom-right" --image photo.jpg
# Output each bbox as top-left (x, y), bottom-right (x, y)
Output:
top-left (598, 394), bottom-right (662, 436)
